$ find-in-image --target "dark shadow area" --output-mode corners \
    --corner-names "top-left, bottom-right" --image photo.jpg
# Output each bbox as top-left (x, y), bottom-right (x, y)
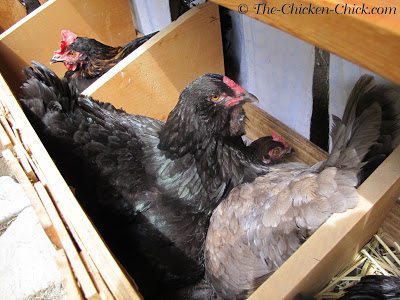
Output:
top-left (169, 0), bottom-right (191, 21)
top-left (219, 7), bottom-right (239, 81)
top-left (18, 0), bottom-right (41, 15)
top-left (310, 47), bottom-right (330, 151)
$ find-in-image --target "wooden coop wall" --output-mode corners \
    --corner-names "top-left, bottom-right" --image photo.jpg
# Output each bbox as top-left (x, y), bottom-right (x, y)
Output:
top-left (0, 0), bottom-right (399, 299)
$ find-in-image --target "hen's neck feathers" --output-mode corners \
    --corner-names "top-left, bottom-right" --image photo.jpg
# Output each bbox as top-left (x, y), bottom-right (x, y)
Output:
top-left (152, 98), bottom-right (267, 213)
top-left (72, 32), bottom-right (158, 79)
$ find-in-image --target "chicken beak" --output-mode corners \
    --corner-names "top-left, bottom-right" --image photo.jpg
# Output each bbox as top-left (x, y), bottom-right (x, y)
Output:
top-left (225, 92), bottom-right (259, 107)
top-left (241, 92), bottom-right (259, 104)
top-left (50, 54), bottom-right (65, 64)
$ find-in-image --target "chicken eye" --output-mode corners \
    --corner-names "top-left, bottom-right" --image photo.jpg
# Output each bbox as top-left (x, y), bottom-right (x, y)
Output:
top-left (272, 148), bottom-right (281, 156)
top-left (211, 95), bottom-right (220, 102)
top-left (67, 51), bottom-right (75, 56)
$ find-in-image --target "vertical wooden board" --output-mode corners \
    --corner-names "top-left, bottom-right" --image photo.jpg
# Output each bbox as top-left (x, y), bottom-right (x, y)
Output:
top-left (249, 146), bottom-right (400, 299)
top-left (86, 3), bottom-right (224, 121)
top-left (0, 0), bottom-right (136, 95)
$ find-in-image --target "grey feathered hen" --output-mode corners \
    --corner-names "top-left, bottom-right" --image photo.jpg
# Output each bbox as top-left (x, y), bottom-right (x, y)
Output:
top-left (205, 75), bottom-right (400, 299)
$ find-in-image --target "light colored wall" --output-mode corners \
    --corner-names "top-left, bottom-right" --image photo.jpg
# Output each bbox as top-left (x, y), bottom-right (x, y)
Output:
top-left (228, 11), bottom-right (315, 139)
top-left (129, 0), bottom-right (171, 34)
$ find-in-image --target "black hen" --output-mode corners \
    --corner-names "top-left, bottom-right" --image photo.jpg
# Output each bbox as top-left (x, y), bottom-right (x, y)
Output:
top-left (20, 62), bottom-right (269, 298)
top-left (340, 275), bottom-right (400, 299)
top-left (50, 30), bottom-right (158, 92)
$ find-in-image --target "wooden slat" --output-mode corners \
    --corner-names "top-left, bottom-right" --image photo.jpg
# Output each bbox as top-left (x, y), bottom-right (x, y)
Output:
top-left (0, 0), bottom-right (136, 95)
top-left (34, 182), bottom-right (100, 300)
top-left (211, 0), bottom-right (400, 84)
top-left (79, 251), bottom-right (115, 300)
top-left (250, 145), bottom-right (400, 299)
top-left (381, 201), bottom-right (400, 245)
top-left (56, 248), bottom-right (83, 300)
top-left (85, 2), bottom-right (224, 121)
top-left (0, 148), bottom-right (53, 234)
top-left (0, 74), bottom-right (141, 300)
top-left (0, 113), bottom-right (12, 149)
top-left (0, 130), bottom-right (82, 299)
top-left (244, 103), bottom-right (328, 165)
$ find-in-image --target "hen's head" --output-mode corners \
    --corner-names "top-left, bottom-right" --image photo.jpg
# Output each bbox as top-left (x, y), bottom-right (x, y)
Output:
top-left (249, 132), bottom-right (292, 164)
top-left (159, 74), bottom-right (258, 155)
top-left (50, 30), bottom-right (117, 74)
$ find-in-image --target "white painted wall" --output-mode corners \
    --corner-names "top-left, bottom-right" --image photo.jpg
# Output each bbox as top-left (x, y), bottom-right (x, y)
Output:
top-left (228, 11), bottom-right (315, 139)
top-left (329, 55), bottom-right (387, 123)
top-left (129, 0), bottom-right (172, 34)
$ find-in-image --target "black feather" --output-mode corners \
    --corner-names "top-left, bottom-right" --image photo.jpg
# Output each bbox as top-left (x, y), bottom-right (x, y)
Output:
top-left (340, 275), bottom-right (400, 299)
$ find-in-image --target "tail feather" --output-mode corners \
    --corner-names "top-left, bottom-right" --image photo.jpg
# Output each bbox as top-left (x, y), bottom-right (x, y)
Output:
top-left (19, 61), bottom-right (84, 143)
top-left (321, 75), bottom-right (400, 184)
top-left (21, 61), bottom-right (78, 115)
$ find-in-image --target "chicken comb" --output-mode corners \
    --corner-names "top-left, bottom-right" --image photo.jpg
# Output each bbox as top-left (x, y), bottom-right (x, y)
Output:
top-left (223, 76), bottom-right (246, 95)
top-left (54, 30), bottom-right (77, 54)
top-left (271, 131), bottom-right (289, 148)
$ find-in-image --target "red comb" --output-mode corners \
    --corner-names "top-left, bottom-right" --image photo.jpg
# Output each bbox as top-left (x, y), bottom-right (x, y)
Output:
top-left (271, 131), bottom-right (289, 148)
top-left (54, 30), bottom-right (77, 54)
top-left (223, 76), bottom-right (246, 95)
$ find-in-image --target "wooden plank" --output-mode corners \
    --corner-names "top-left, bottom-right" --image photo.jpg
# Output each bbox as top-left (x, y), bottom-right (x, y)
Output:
top-left (85, 2), bottom-right (224, 121)
top-left (13, 143), bottom-right (37, 181)
top-left (34, 182), bottom-right (100, 300)
top-left (250, 145), bottom-right (400, 299)
top-left (79, 251), bottom-right (115, 300)
top-left (0, 138), bottom-right (82, 299)
top-left (380, 200), bottom-right (400, 245)
top-left (0, 115), bottom-right (18, 146)
top-left (0, 72), bottom-right (140, 300)
top-left (211, 0), bottom-right (400, 84)
top-left (1, 107), bottom-right (49, 184)
top-left (244, 103), bottom-right (328, 165)
top-left (56, 248), bottom-right (83, 300)
top-left (0, 148), bottom-right (53, 233)
top-left (0, 113), bottom-right (12, 149)
top-left (0, 0), bottom-right (136, 95)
